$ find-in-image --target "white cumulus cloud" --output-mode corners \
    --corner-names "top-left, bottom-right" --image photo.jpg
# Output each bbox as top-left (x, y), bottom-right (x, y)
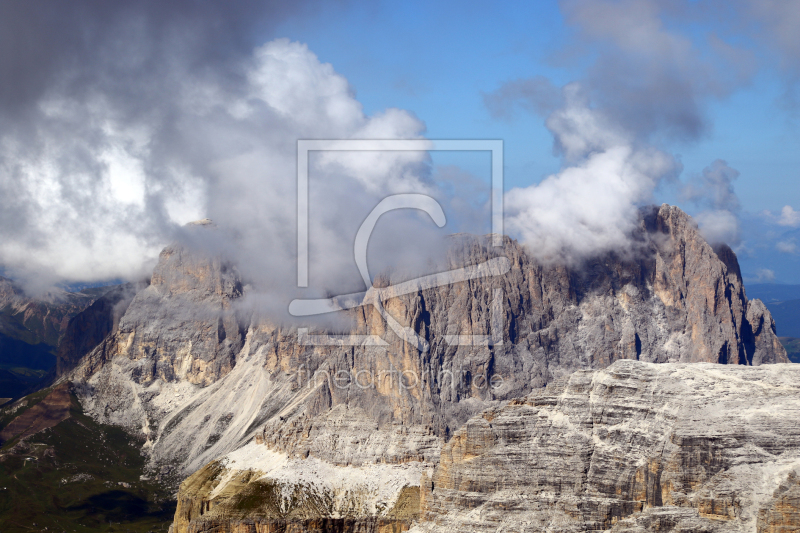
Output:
top-left (777, 206), bottom-right (800, 227)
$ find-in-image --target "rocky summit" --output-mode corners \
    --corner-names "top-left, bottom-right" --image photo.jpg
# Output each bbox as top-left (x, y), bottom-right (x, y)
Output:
top-left (53, 205), bottom-right (793, 532)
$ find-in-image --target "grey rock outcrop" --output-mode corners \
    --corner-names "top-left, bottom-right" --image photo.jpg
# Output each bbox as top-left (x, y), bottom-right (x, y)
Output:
top-left (72, 243), bottom-right (246, 386)
top-left (56, 282), bottom-right (146, 375)
top-left (170, 360), bottom-right (800, 533)
top-left (417, 360), bottom-right (800, 533)
top-left (66, 205), bottom-right (787, 484)
top-left (259, 204), bottom-right (787, 460)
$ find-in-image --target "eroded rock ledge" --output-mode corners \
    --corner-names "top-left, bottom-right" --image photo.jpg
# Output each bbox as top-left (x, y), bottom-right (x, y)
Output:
top-left (418, 360), bottom-right (800, 532)
top-left (174, 361), bottom-right (800, 533)
top-left (171, 444), bottom-right (426, 533)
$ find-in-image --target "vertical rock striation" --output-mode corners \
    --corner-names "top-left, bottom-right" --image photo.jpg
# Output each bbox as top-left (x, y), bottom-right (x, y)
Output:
top-left (56, 282), bottom-right (146, 376)
top-left (417, 360), bottom-right (800, 533)
top-left (63, 205), bottom-right (787, 492)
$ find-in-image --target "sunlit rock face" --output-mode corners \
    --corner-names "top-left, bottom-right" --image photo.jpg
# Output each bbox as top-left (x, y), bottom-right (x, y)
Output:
top-left (171, 443), bottom-right (426, 533)
top-left (65, 205), bottom-right (786, 490)
top-left (170, 360), bottom-right (800, 533)
top-left (417, 360), bottom-right (800, 533)
top-left (56, 282), bottom-right (146, 376)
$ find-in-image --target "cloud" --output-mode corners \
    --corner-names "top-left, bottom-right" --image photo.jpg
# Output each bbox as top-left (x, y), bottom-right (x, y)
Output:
top-left (0, 1), bottom-right (320, 121)
top-left (555, 0), bottom-right (755, 142)
top-left (196, 40), bottom-right (446, 309)
top-left (0, 3), bottom-right (456, 306)
top-left (777, 206), bottom-right (800, 227)
top-left (761, 205), bottom-right (800, 228)
top-left (736, 0), bottom-right (800, 77)
top-left (504, 86), bottom-right (680, 264)
top-left (694, 210), bottom-right (741, 246)
top-left (525, 0), bottom-right (799, 130)
top-left (752, 268), bottom-right (777, 283)
top-left (495, 1), bottom-right (764, 255)
top-left (0, 1), bottom-right (323, 293)
top-left (776, 240), bottom-right (799, 254)
top-left (680, 160), bottom-right (742, 245)
top-left (483, 76), bottom-right (562, 119)
top-left (681, 160), bottom-right (741, 212)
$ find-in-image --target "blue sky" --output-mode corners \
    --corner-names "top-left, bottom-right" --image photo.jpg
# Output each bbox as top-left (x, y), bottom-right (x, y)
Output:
top-left (274, 1), bottom-right (798, 207)
top-left (273, 0), bottom-right (800, 282)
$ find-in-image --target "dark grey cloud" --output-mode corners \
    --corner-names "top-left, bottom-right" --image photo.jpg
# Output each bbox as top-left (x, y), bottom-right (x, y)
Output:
top-left (557, 0), bottom-right (756, 143)
top-left (0, 0), bottom-right (458, 317)
top-left (680, 160), bottom-right (742, 245)
top-left (681, 160), bottom-right (741, 213)
top-left (0, 1), bottom-right (316, 119)
top-left (483, 76), bottom-right (562, 119)
top-left (710, 0), bottom-right (800, 77)
top-left (488, 0), bottom-right (797, 140)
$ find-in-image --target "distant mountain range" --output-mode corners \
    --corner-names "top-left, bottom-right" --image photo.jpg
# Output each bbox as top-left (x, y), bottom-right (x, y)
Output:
top-left (746, 283), bottom-right (800, 303)
top-left (0, 278), bottom-right (114, 398)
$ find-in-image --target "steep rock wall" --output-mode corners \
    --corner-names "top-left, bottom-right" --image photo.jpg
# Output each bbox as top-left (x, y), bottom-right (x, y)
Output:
top-left (68, 205), bottom-right (787, 481)
top-left (171, 361), bottom-right (800, 533)
top-left (417, 360), bottom-right (800, 532)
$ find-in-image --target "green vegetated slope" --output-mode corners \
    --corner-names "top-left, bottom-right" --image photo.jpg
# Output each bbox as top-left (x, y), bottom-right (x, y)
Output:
top-left (780, 337), bottom-right (800, 364)
top-left (0, 387), bottom-right (175, 532)
top-left (0, 366), bottom-right (50, 400)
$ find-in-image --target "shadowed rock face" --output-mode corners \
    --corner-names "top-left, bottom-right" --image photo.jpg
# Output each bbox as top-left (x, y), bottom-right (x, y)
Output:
top-left (417, 360), bottom-right (800, 533)
top-left (56, 282), bottom-right (146, 376)
top-left (0, 276), bottom-right (98, 354)
top-left (65, 205), bottom-right (787, 486)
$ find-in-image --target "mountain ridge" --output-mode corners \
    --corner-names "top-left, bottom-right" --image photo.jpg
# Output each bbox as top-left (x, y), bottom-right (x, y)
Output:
top-left (54, 204), bottom-right (786, 487)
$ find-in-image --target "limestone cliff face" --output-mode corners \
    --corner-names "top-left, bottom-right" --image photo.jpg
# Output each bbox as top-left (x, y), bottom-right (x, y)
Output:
top-left (67, 205), bottom-right (786, 483)
top-left (56, 282), bottom-right (146, 376)
top-left (171, 361), bottom-right (800, 533)
top-left (417, 360), bottom-right (800, 533)
top-left (72, 244), bottom-right (246, 387)
top-left (259, 204), bottom-right (786, 462)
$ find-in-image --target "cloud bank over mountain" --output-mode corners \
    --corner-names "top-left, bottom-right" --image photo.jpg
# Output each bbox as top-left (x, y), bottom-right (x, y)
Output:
top-left (0, 2), bottom-right (455, 301)
top-left (492, 0), bottom-right (799, 268)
